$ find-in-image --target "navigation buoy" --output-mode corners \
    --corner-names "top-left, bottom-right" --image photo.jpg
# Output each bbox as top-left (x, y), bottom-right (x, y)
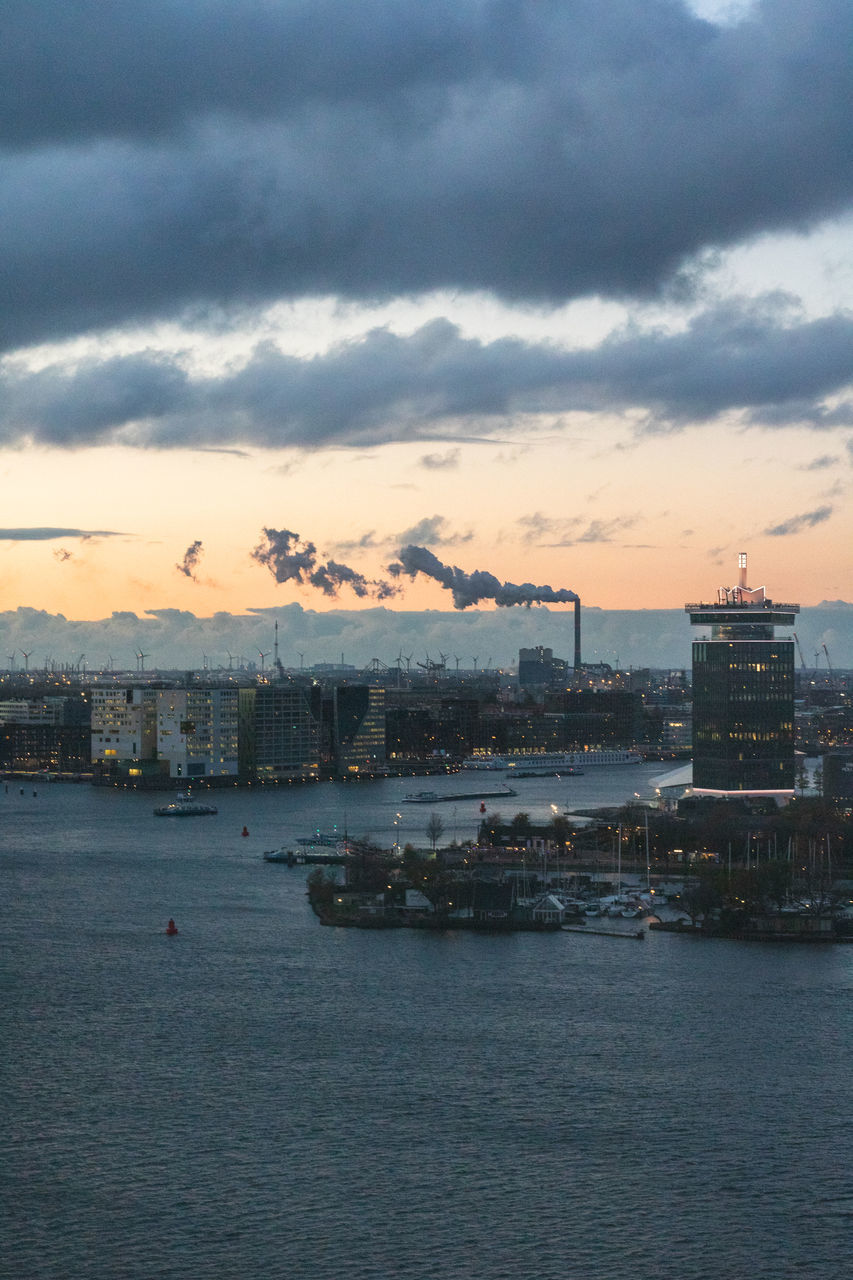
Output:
top-left (480, 801), bottom-right (486, 813)
top-left (166, 918), bottom-right (178, 935)
top-left (241, 825), bottom-right (249, 837)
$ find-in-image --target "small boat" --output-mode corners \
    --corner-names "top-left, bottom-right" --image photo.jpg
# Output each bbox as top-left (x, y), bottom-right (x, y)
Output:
top-left (154, 790), bottom-right (218, 817)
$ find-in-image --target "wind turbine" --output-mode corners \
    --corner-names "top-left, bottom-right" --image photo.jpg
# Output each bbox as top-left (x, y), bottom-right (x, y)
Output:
top-left (6, 651), bottom-right (15, 671)
top-left (137, 650), bottom-right (149, 671)
top-left (297, 652), bottom-right (304, 670)
top-left (472, 655), bottom-right (479, 671)
top-left (21, 649), bottom-right (32, 672)
top-left (257, 648), bottom-right (271, 672)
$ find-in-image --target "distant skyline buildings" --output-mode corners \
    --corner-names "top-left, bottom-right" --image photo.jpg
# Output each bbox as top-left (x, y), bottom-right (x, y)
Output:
top-left (1, 596), bottom-right (851, 677)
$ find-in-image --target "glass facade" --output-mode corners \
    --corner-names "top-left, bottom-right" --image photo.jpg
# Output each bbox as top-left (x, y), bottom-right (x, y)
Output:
top-left (252, 683), bottom-right (321, 778)
top-left (691, 640), bottom-right (795, 790)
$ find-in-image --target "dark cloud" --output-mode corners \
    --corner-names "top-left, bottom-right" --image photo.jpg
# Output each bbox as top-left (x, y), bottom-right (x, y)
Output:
top-left (251, 526), bottom-right (398, 600)
top-left (0, 527), bottom-right (125, 540)
top-left (419, 449), bottom-right (460, 471)
top-left (3, 303), bottom-right (852, 449)
top-left (388, 544), bottom-right (579, 609)
top-left (763, 505), bottom-right (834, 536)
top-left (176, 539), bottom-right (204, 580)
top-left (1, 1), bottom-right (852, 351)
top-left (798, 455), bottom-right (839, 471)
top-left (575, 517), bottom-right (638, 543)
top-left (395, 516), bottom-right (462, 547)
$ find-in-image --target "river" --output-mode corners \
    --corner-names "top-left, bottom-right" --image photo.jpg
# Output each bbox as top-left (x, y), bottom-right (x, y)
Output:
top-left (2, 771), bottom-right (851, 1279)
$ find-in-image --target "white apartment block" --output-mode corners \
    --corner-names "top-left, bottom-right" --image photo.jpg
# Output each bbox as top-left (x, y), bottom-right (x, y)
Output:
top-left (155, 688), bottom-right (240, 779)
top-left (91, 688), bottom-right (158, 764)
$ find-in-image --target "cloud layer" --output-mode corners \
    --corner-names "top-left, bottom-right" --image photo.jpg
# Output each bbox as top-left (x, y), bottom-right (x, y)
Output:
top-left (3, 303), bottom-right (852, 448)
top-left (2, 601), bottom-right (851, 672)
top-left (2, 1), bottom-right (852, 352)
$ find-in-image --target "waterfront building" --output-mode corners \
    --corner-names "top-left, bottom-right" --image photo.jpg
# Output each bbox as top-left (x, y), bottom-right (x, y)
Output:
top-left (328, 684), bottom-right (386, 775)
top-left (155, 688), bottom-right (240, 780)
top-left (685, 554), bottom-right (798, 797)
top-left (249, 681), bottom-right (321, 780)
top-left (91, 687), bottom-right (158, 777)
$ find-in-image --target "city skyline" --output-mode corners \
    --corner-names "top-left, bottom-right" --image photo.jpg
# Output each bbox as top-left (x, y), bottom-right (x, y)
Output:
top-left (2, 1), bottom-right (851, 632)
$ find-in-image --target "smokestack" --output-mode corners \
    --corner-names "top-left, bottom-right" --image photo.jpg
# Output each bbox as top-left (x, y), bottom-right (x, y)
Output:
top-left (574, 598), bottom-right (581, 669)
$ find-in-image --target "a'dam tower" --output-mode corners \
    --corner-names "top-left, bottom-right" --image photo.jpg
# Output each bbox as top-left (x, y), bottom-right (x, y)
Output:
top-left (685, 554), bottom-right (798, 799)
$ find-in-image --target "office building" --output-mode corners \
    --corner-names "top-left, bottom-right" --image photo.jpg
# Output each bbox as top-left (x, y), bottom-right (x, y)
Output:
top-left (685, 554), bottom-right (797, 797)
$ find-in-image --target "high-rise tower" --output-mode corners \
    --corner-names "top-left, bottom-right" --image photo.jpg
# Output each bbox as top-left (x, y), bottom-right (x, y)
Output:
top-left (685, 554), bottom-right (798, 797)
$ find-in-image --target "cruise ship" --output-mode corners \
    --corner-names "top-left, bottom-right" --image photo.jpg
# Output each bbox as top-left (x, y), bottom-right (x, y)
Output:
top-left (462, 750), bottom-right (643, 772)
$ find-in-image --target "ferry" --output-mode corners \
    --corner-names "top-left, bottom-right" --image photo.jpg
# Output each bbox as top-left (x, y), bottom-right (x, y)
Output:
top-left (154, 790), bottom-right (218, 817)
top-left (462, 750), bottom-right (642, 772)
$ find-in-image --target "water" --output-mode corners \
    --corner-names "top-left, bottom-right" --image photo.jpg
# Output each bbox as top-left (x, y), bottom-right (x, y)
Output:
top-left (3, 775), bottom-right (853, 1279)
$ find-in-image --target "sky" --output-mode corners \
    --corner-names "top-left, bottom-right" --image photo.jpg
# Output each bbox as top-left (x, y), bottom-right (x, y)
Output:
top-left (1, 0), bottom-right (852, 670)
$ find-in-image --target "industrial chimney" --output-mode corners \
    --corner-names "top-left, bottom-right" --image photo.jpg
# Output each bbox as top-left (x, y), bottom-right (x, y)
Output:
top-left (573, 598), bottom-right (581, 669)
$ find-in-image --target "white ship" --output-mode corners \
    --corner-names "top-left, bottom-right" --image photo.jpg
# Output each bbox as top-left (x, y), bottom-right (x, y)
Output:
top-left (462, 749), bottom-right (642, 772)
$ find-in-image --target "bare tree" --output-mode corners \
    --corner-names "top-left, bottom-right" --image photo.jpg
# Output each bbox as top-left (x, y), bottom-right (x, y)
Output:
top-left (426, 812), bottom-right (445, 852)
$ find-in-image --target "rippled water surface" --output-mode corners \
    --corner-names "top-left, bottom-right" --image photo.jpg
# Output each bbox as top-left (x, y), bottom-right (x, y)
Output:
top-left (3, 778), bottom-right (853, 1279)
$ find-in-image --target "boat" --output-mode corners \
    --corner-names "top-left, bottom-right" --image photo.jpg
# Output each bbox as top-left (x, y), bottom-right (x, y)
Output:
top-left (402, 785), bottom-right (517, 804)
top-left (461, 750), bottom-right (642, 771)
top-left (154, 790), bottom-right (218, 817)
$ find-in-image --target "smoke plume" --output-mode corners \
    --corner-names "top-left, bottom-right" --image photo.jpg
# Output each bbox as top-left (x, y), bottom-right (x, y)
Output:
top-left (176, 539), bottom-right (204, 580)
top-left (389, 545), bottom-right (579, 609)
top-left (252, 527), bottom-right (399, 600)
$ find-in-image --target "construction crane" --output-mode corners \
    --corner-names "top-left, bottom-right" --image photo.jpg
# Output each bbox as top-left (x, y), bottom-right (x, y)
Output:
top-left (792, 632), bottom-right (807, 671)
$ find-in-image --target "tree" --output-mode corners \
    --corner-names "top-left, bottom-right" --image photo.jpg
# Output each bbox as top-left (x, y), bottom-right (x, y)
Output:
top-left (508, 811), bottom-right (532, 844)
top-left (548, 814), bottom-right (573, 854)
top-left (425, 812), bottom-right (445, 852)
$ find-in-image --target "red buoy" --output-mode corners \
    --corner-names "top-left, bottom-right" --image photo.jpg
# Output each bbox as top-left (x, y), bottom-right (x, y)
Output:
top-left (166, 918), bottom-right (178, 935)
top-left (241, 825), bottom-right (249, 837)
top-left (480, 801), bottom-right (486, 813)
